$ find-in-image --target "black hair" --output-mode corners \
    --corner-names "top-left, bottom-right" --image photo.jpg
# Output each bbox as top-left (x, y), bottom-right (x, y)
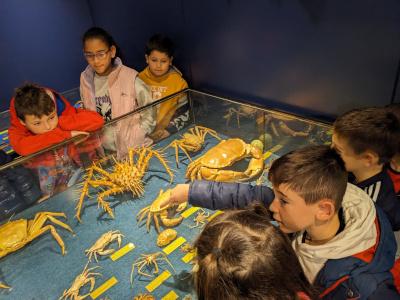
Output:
top-left (145, 34), bottom-right (174, 57)
top-left (82, 27), bottom-right (122, 62)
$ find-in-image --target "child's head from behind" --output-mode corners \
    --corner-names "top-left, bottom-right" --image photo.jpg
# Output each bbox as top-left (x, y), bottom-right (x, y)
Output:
top-left (332, 107), bottom-right (400, 173)
top-left (145, 34), bottom-right (174, 77)
top-left (14, 84), bottom-right (58, 135)
top-left (268, 145), bottom-right (347, 234)
top-left (83, 27), bottom-right (117, 76)
top-left (194, 204), bottom-right (315, 300)
top-left (386, 104), bottom-right (400, 164)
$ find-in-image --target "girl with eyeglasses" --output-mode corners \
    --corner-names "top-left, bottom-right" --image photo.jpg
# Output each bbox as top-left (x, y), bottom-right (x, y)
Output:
top-left (80, 27), bottom-right (155, 157)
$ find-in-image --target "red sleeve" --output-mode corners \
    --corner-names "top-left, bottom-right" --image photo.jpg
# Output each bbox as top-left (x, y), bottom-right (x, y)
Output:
top-left (8, 125), bottom-right (71, 156)
top-left (58, 108), bottom-right (104, 132)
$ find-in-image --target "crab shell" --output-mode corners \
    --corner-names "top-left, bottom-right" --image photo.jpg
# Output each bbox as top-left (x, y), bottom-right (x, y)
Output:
top-left (186, 138), bottom-right (264, 182)
top-left (157, 229), bottom-right (177, 247)
top-left (133, 294), bottom-right (156, 300)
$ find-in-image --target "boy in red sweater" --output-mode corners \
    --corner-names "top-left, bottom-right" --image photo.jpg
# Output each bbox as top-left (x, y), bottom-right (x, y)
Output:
top-left (8, 83), bottom-right (104, 195)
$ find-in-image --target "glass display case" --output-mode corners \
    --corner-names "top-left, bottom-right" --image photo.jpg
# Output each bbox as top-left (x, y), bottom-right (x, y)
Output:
top-left (0, 89), bottom-right (331, 299)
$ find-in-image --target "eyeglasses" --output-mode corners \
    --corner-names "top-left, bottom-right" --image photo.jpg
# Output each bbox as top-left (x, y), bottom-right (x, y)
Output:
top-left (84, 49), bottom-right (110, 61)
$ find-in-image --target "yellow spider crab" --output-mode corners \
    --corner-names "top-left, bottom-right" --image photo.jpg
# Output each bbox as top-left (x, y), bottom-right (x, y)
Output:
top-left (76, 147), bottom-right (173, 221)
top-left (186, 138), bottom-right (264, 182)
top-left (0, 212), bottom-right (73, 259)
top-left (133, 294), bottom-right (155, 300)
top-left (85, 230), bottom-right (124, 262)
top-left (130, 251), bottom-right (175, 283)
top-left (137, 189), bottom-right (187, 233)
top-left (163, 126), bottom-right (221, 166)
top-left (59, 263), bottom-right (101, 300)
top-left (190, 209), bottom-right (210, 229)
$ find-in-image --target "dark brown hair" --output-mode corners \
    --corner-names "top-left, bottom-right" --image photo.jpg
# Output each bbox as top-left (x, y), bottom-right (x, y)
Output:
top-left (145, 34), bottom-right (174, 57)
top-left (268, 145), bottom-right (347, 211)
top-left (14, 83), bottom-right (55, 121)
top-left (194, 203), bottom-right (317, 300)
top-left (333, 107), bottom-right (400, 163)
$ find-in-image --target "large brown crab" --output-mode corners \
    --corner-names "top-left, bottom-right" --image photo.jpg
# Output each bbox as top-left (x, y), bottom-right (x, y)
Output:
top-left (76, 147), bottom-right (173, 221)
top-left (163, 126), bottom-right (221, 166)
top-left (137, 189), bottom-right (187, 233)
top-left (0, 211), bottom-right (73, 259)
top-left (186, 138), bottom-right (264, 182)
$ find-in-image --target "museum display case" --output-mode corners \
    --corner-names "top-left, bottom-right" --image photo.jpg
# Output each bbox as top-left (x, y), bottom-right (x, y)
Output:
top-left (0, 89), bottom-right (332, 299)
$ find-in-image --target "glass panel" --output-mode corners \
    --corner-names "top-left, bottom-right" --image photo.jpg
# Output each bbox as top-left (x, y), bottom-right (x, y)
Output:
top-left (0, 89), bottom-right (331, 299)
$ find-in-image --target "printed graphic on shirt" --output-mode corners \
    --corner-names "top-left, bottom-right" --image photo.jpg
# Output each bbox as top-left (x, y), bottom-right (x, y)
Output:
top-left (363, 181), bottom-right (382, 202)
top-left (150, 86), bottom-right (168, 100)
top-left (96, 95), bottom-right (112, 121)
top-left (94, 74), bottom-right (112, 121)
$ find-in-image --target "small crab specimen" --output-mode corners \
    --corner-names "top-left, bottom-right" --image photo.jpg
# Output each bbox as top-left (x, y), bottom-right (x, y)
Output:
top-left (133, 293), bottom-right (155, 300)
top-left (0, 282), bottom-right (10, 289)
top-left (189, 209), bottom-right (210, 229)
top-left (157, 229), bottom-right (177, 247)
top-left (130, 251), bottom-right (175, 284)
top-left (0, 211), bottom-right (73, 259)
top-left (163, 126), bottom-right (220, 167)
top-left (85, 230), bottom-right (124, 262)
top-left (137, 189), bottom-right (187, 233)
top-left (59, 263), bottom-right (101, 300)
top-left (180, 243), bottom-right (195, 254)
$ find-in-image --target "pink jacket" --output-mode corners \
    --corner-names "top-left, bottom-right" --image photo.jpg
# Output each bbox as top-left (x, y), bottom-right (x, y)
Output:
top-left (80, 58), bottom-right (153, 157)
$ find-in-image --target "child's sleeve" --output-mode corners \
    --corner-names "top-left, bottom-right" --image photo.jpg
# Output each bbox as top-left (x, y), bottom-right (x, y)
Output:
top-left (188, 180), bottom-right (274, 210)
top-left (8, 125), bottom-right (71, 156)
top-left (58, 108), bottom-right (104, 132)
top-left (135, 77), bottom-right (156, 134)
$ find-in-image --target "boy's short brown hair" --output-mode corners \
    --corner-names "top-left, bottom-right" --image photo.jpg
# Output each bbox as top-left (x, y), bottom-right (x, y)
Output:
top-left (14, 83), bottom-right (55, 121)
top-left (333, 107), bottom-right (400, 164)
top-left (268, 145), bottom-right (347, 211)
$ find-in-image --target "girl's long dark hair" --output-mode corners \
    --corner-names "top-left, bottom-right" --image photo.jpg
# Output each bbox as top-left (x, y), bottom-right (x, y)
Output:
top-left (194, 203), bottom-right (318, 300)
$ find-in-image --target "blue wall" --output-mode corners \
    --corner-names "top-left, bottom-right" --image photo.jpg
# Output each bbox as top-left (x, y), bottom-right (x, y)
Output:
top-left (0, 0), bottom-right (92, 111)
top-left (1, 0), bottom-right (399, 119)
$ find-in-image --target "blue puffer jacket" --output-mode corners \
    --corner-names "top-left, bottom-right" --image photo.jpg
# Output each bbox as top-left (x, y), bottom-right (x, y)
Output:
top-left (189, 180), bottom-right (274, 209)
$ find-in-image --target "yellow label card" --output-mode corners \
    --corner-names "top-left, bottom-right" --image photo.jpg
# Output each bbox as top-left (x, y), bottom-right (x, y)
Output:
top-left (90, 276), bottom-right (118, 299)
top-left (207, 210), bottom-right (223, 221)
top-left (182, 251), bottom-right (197, 263)
top-left (181, 206), bottom-right (200, 218)
top-left (161, 290), bottom-right (179, 300)
top-left (146, 270), bottom-right (171, 292)
top-left (110, 242), bottom-right (135, 261)
top-left (163, 236), bottom-right (186, 255)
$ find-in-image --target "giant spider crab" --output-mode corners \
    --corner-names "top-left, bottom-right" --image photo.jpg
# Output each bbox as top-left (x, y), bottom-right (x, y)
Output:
top-left (76, 147), bottom-right (173, 221)
top-left (186, 138), bottom-right (265, 182)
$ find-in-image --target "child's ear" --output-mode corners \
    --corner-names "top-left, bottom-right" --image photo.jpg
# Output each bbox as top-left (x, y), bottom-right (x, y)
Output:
top-left (110, 45), bottom-right (116, 58)
top-left (362, 150), bottom-right (380, 167)
top-left (170, 56), bottom-right (174, 65)
top-left (145, 54), bottom-right (149, 64)
top-left (316, 199), bottom-right (336, 221)
top-left (18, 118), bottom-right (26, 126)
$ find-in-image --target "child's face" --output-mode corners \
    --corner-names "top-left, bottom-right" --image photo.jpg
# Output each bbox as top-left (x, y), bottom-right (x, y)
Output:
top-left (331, 132), bottom-right (365, 173)
top-left (84, 38), bottom-right (116, 76)
top-left (146, 50), bottom-right (172, 77)
top-left (20, 110), bottom-right (58, 135)
top-left (269, 184), bottom-right (319, 233)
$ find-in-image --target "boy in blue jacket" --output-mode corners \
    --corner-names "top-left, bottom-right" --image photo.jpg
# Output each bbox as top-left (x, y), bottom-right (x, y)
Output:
top-left (161, 145), bottom-right (399, 299)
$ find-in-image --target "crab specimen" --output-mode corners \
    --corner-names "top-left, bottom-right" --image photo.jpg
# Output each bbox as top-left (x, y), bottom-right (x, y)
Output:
top-left (157, 228), bottom-right (177, 247)
top-left (0, 282), bottom-right (10, 289)
top-left (189, 209), bottom-right (210, 229)
top-left (0, 212), bottom-right (73, 259)
top-left (130, 251), bottom-right (175, 284)
top-left (180, 243), bottom-right (195, 254)
top-left (224, 106), bottom-right (259, 128)
top-left (163, 126), bottom-right (221, 166)
top-left (137, 189), bottom-right (187, 233)
top-left (76, 147), bottom-right (173, 221)
top-left (59, 263), bottom-right (101, 300)
top-left (85, 230), bottom-right (124, 262)
top-left (133, 293), bottom-right (156, 300)
top-left (186, 138), bottom-right (265, 182)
